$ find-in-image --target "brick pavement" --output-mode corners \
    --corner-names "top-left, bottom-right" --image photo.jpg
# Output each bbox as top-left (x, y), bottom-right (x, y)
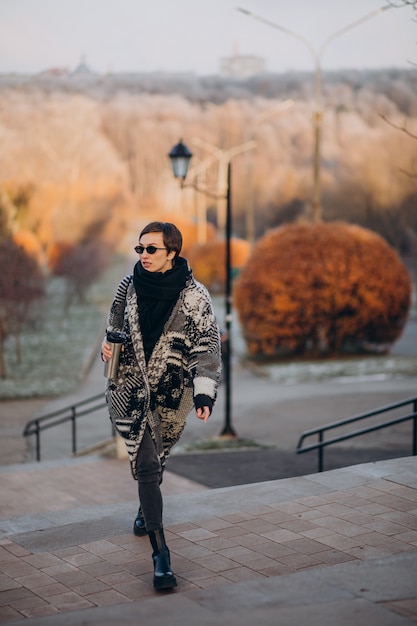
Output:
top-left (0, 456), bottom-right (206, 519)
top-left (0, 456), bottom-right (416, 624)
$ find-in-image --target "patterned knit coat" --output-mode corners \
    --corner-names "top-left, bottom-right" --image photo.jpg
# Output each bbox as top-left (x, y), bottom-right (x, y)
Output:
top-left (105, 273), bottom-right (221, 478)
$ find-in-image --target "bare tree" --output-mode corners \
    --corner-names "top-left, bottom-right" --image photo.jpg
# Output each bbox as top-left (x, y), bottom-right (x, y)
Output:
top-left (388, 1), bottom-right (417, 9)
top-left (0, 238), bottom-right (45, 378)
top-left (1, 75), bottom-right (417, 256)
top-left (50, 239), bottom-right (109, 310)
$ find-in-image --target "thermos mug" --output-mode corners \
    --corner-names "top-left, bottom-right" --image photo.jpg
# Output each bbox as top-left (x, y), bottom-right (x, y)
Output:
top-left (104, 331), bottom-right (126, 379)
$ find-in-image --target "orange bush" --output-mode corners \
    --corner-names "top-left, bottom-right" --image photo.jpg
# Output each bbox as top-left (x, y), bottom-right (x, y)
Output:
top-left (234, 222), bottom-right (411, 357)
top-left (187, 238), bottom-right (251, 292)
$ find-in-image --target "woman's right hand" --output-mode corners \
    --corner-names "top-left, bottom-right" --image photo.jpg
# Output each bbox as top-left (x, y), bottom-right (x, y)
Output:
top-left (101, 340), bottom-right (112, 362)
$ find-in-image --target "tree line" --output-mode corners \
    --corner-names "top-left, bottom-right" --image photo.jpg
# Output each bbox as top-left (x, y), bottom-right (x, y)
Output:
top-left (1, 69), bottom-right (416, 251)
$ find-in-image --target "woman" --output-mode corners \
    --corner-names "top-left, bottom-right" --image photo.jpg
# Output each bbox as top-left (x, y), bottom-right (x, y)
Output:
top-left (101, 221), bottom-right (221, 591)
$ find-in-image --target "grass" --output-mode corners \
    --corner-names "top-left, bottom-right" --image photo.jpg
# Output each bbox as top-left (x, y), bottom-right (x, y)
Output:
top-left (249, 354), bottom-right (417, 384)
top-left (0, 256), bottom-right (126, 400)
top-left (178, 437), bottom-right (269, 453)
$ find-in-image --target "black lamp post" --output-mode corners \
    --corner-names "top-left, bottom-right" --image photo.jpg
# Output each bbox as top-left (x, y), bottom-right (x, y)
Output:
top-left (169, 140), bottom-right (237, 438)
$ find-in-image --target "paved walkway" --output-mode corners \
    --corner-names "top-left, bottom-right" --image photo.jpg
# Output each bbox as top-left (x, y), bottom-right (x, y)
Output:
top-left (0, 456), bottom-right (416, 624)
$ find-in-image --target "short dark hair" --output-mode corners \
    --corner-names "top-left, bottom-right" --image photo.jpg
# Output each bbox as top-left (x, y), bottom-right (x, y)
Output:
top-left (139, 222), bottom-right (182, 259)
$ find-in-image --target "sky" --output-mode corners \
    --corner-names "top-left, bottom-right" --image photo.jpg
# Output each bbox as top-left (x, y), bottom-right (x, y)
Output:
top-left (0, 0), bottom-right (416, 76)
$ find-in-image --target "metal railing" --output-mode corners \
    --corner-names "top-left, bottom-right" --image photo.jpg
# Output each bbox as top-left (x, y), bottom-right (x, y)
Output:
top-left (296, 396), bottom-right (417, 472)
top-left (23, 393), bottom-right (112, 461)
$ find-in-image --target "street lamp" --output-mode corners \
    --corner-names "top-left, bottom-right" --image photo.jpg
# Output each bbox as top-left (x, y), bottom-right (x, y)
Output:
top-left (168, 139), bottom-right (193, 181)
top-left (169, 139), bottom-right (254, 438)
top-left (238, 5), bottom-right (394, 222)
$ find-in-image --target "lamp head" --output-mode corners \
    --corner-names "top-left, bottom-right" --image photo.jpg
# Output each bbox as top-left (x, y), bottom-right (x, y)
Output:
top-left (168, 140), bottom-right (193, 180)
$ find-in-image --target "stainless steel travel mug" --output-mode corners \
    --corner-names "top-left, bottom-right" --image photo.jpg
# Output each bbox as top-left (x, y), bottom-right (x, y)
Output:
top-left (104, 331), bottom-right (126, 379)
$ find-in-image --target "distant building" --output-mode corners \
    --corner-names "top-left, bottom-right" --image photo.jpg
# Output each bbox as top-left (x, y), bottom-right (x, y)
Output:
top-left (70, 55), bottom-right (95, 78)
top-left (38, 56), bottom-right (96, 80)
top-left (220, 45), bottom-right (266, 78)
top-left (38, 67), bottom-right (69, 77)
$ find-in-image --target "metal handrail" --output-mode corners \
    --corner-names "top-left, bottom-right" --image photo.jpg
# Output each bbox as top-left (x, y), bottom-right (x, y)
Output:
top-left (296, 396), bottom-right (417, 472)
top-left (23, 393), bottom-right (112, 461)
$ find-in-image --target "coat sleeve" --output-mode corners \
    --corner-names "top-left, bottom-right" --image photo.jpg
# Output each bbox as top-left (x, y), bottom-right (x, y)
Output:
top-left (187, 286), bottom-right (222, 402)
top-left (106, 275), bottom-right (132, 333)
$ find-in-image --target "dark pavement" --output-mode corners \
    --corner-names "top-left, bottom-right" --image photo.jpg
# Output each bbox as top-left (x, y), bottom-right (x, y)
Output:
top-left (167, 446), bottom-right (415, 489)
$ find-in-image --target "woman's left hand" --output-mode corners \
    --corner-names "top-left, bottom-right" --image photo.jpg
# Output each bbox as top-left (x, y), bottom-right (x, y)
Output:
top-left (196, 407), bottom-right (210, 422)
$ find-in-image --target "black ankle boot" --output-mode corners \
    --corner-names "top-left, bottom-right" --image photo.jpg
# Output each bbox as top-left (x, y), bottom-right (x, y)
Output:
top-left (148, 528), bottom-right (177, 590)
top-left (133, 507), bottom-right (147, 537)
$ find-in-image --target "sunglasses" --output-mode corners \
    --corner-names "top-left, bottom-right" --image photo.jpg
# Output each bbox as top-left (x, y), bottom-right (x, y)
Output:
top-left (134, 245), bottom-right (167, 255)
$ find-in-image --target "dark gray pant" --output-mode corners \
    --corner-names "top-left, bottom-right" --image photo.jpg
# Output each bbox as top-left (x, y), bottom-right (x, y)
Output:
top-left (135, 426), bottom-right (163, 531)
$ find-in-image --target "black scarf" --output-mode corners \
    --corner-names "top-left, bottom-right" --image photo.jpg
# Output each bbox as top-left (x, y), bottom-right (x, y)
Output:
top-left (133, 257), bottom-right (190, 362)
